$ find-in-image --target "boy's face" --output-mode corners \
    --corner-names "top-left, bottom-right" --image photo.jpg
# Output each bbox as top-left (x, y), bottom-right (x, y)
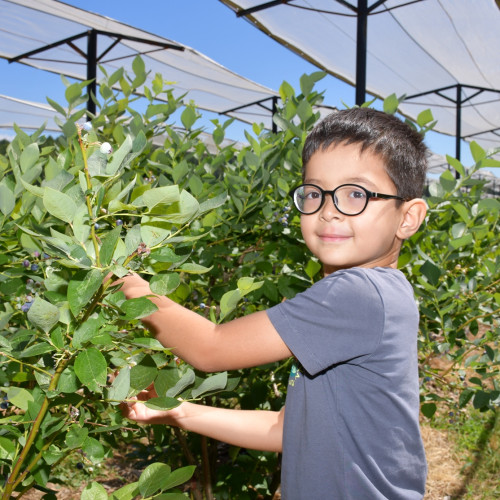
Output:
top-left (301, 142), bottom-right (406, 275)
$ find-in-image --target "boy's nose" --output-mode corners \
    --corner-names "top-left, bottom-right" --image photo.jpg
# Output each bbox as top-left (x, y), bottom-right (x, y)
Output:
top-left (319, 194), bottom-right (343, 221)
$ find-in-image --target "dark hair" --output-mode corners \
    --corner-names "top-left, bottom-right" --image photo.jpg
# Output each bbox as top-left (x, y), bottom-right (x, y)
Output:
top-left (302, 108), bottom-right (428, 199)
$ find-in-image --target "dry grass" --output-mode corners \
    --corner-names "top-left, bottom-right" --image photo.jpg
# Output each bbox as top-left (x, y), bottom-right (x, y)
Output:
top-left (423, 424), bottom-right (463, 499)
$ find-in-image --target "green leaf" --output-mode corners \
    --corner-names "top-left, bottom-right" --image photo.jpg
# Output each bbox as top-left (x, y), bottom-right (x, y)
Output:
top-left (73, 317), bottom-right (101, 349)
top-left (134, 337), bottom-right (167, 350)
top-left (66, 426), bottom-right (89, 449)
top-left (416, 109), bottom-right (433, 127)
top-left (6, 387), bottom-right (34, 411)
top-left (18, 341), bottom-right (55, 358)
top-left (57, 366), bottom-right (79, 393)
top-left (20, 143), bottom-right (40, 172)
top-left (0, 184), bottom-right (15, 216)
top-left (81, 482), bottom-right (108, 500)
top-left (150, 273), bottom-right (181, 295)
top-left (0, 437), bottom-right (16, 460)
top-left (27, 297), bottom-right (60, 333)
top-left (75, 348), bottom-right (107, 392)
top-left (445, 155), bottom-right (465, 177)
top-left (132, 55), bottom-right (146, 77)
top-left (106, 136), bottom-right (132, 176)
top-left (199, 191), bottom-right (228, 214)
top-left (439, 169), bottom-right (457, 193)
top-left (237, 277), bottom-right (264, 296)
top-left (121, 297), bottom-right (158, 320)
top-left (67, 269), bottom-right (103, 317)
top-left (43, 187), bottom-right (77, 223)
top-left (165, 368), bottom-right (195, 398)
top-left (65, 82), bottom-right (82, 104)
top-left (420, 260), bottom-right (441, 287)
top-left (140, 217), bottom-right (172, 247)
top-left (181, 106), bottom-right (197, 130)
top-left (469, 141), bottom-right (486, 163)
top-left (472, 390), bottom-right (490, 410)
top-left (142, 185), bottom-right (180, 210)
top-left (130, 355), bottom-right (158, 391)
top-left (161, 465), bottom-right (196, 491)
top-left (138, 463), bottom-right (172, 497)
top-left (277, 178), bottom-right (290, 197)
top-left (449, 233), bottom-right (473, 249)
top-left (144, 397), bottom-right (181, 411)
top-left (178, 263), bottom-right (212, 274)
top-left (83, 436), bottom-right (105, 463)
top-left (383, 94), bottom-right (399, 115)
top-left (109, 482), bottom-right (139, 500)
top-left (100, 226), bottom-right (122, 266)
top-left (305, 259), bottom-right (322, 279)
top-left (219, 289), bottom-right (241, 321)
top-left (420, 403), bottom-right (436, 418)
top-left (192, 372), bottom-right (228, 399)
top-left (46, 96), bottom-right (67, 117)
top-left (150, 247), bottom-right (186, 263)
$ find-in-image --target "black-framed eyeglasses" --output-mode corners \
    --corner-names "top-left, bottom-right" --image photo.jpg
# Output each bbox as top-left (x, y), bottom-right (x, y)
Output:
top-left (290, 183), bottom-right (405, 216)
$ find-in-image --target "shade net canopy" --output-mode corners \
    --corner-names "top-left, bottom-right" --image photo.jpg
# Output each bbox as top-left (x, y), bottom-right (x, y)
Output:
top-left (219, 0), bottom-right (500, 155)
top-left (0, 0), bottom-right (279, 128)
top-left (0, 94), bottom-right (60, 132)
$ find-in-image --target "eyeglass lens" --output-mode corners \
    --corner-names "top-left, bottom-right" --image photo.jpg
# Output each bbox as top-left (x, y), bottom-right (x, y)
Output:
top-left (293, 184), bottom-right (368, 215)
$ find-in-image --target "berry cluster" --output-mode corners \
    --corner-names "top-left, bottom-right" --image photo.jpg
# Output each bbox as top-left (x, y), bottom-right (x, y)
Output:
top-left (137, 242), bottom-right (151, 258)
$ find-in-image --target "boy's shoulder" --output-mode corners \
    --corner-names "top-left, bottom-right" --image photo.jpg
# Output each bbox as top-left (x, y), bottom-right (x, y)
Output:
top-left (322, 266), bottom-right (411, 290)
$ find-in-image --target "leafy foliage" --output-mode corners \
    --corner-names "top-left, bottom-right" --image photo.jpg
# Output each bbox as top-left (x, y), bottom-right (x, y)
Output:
top-left (0, 59), bottom-right (498, 499)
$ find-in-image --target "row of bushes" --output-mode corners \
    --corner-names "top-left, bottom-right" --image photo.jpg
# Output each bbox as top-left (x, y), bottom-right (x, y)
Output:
top-left (0, 61), bottom-right (498, 498)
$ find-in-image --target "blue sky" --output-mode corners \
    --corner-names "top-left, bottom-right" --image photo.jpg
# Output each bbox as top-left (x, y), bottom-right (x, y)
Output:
top-left (1, 0), bottom-right (484, 169)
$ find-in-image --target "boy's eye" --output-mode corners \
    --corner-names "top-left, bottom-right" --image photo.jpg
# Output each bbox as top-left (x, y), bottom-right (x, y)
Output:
top-left (304, 190), bottom-right (321, 199)
top-left (347, 189), bottom-right (366, 199)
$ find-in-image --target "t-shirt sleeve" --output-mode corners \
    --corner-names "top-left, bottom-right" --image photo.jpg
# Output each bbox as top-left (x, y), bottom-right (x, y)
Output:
top-left (266, 269), bottom-right (385, 376)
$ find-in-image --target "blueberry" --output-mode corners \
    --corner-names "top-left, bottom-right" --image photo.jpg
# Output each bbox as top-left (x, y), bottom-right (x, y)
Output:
top-left (0, 402), bottom-right (8, 410)
top-left (21, 302), bottom-right (32, 313)
top-left (42, 253), bottom-right (50, 259)
top-left (33, 251), bottom-right (40, 258)
top-left (199, 303), bottom-right (206, 309)
top-left (116, 219), bottom-right (123, 226)
top-left (94, 223), bottom-right (100, 230)
top-left (100, 142), bottom-right (112, 155)
top-left (76, 462), bottom-right (84, 470)
top-left (30, 264), bottom-right (39, 272)
top-left (23, 260), bottom-right (30, 268)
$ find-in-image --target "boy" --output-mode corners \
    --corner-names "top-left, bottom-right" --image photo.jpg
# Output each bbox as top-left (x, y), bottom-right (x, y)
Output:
top-left (118, 108), bottom-right (429, 499)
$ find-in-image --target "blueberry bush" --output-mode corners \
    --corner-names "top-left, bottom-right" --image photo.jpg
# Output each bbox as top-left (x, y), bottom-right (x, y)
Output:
top-left (0, 59), bottom-right (498, 499)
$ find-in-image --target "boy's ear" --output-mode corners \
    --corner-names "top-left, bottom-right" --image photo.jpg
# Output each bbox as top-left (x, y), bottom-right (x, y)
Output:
top-left (397, 198), bottom-right (427, 240)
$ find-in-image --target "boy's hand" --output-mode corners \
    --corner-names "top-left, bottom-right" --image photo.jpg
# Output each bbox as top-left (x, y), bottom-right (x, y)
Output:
top-left (120, 385), bottom-right (183, 426)
top-left (110, 272), bottom-right (153, 301)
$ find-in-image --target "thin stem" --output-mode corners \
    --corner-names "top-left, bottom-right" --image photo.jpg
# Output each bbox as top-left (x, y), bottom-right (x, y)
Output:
top-left (0, 352), bottom-right (52, 377)
top-left (2, 358), bottom-right (69, 499)
top-left (77, 128), bottom-right (101, 267)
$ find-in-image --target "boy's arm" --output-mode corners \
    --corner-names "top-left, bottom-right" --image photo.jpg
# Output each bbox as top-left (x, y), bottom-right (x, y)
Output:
top-left (116, 274), bottom-right (292, 372)
top-left (122, 395), bottom-right (285, 453)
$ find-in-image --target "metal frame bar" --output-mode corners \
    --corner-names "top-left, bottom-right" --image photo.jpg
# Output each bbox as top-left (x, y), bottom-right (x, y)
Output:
top-left (8, 29), bottom-right (184, 116)
top-left (406, 83), bottom-right (500, 164)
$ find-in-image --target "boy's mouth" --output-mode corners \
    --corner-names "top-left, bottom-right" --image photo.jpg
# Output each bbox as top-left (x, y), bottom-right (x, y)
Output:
top-left (318, 233), bottom-right (351, 242)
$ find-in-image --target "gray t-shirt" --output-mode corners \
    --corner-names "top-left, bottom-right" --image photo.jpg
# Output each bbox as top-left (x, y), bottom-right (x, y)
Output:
top-left (266, 267), bottom-right (427, 499)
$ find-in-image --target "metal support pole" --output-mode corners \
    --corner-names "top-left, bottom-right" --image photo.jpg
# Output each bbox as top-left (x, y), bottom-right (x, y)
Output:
top-left (455, 84), bottom-right (462, 177)
top-left (355, 0), bottom-right (368, 106)
top-left (272, 96), bottom-right (278, 133)
top-left (87, 29), bottom-right (97, 117)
